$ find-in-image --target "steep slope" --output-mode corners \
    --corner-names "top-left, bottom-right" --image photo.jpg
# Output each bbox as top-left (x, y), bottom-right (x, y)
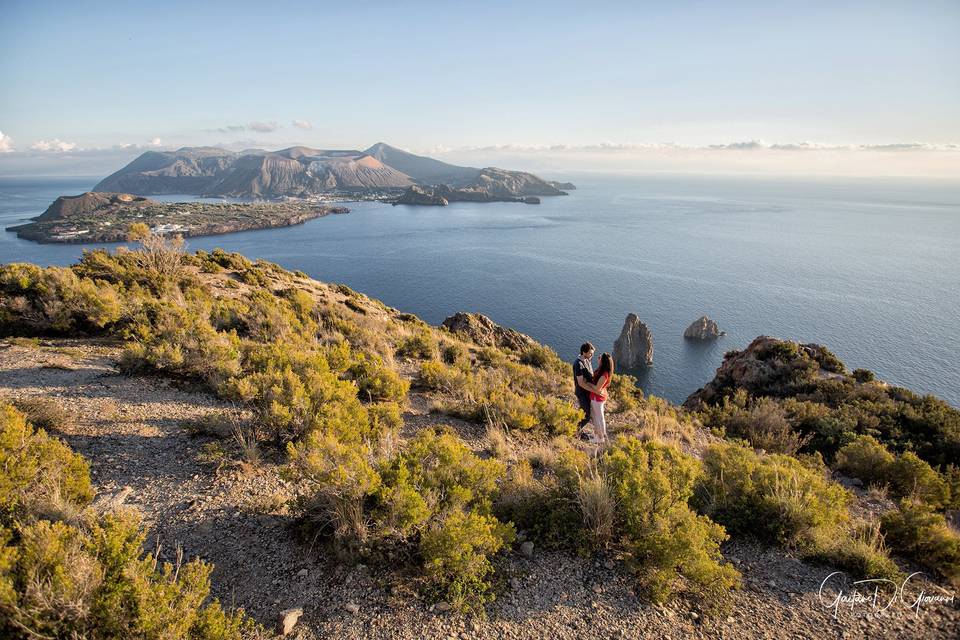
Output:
top-left (364, 142), bottom-right (481, 185)
top-left (93, 147), bottom-right (236, 194)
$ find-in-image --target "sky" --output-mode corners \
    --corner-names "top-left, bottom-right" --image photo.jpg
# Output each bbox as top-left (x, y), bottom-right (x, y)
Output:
top-left (1, 0), bottom-right (958, 177)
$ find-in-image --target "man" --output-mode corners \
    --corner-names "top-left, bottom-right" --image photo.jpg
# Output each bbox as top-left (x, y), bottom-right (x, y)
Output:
top-left (573, 342), bottom-right (605, 438)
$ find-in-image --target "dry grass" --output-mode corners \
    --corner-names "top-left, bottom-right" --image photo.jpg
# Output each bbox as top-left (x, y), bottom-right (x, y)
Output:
top-left (577, 468), bottom-right (616, 548)
top-left (10, 396), bottom-right (74, 432)
top-left (486, 424), bottom-right (514, 460)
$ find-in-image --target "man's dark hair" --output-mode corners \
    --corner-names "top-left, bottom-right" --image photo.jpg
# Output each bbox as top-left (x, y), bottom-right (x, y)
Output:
top-left (580, 342), bottom-right (595, 355)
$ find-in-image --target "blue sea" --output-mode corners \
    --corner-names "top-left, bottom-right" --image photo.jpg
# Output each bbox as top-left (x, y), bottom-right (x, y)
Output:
top-left (1, 174), bottom-right (958, 407)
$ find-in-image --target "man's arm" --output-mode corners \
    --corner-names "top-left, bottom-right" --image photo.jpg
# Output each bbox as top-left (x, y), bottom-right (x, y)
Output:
top-left (576, 375), bottom-right (599, 394)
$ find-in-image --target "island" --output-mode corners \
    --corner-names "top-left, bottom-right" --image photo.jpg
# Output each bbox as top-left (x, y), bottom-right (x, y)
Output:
top-left (91, 142), bottom-right (574, 204)
top-left (6, 192), bottom-right (348, 244)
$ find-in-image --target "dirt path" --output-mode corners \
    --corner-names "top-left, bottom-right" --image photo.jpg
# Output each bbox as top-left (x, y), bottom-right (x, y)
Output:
top-left (1, 339), bottom-right (957, 639)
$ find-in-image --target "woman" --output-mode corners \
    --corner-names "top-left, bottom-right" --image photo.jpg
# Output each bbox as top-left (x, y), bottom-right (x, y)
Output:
top-left (589, 353), bottom-right (613, 444)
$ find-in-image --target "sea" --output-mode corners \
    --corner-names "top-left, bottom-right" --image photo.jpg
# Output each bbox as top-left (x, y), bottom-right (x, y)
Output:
top-left (1, 174), bottom-right (958, 407)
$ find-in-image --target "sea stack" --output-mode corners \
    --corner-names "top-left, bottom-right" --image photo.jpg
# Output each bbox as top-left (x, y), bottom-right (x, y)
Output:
top-left (683, 316), bottom-right (725, 340)
top-left (612, 313), bottom-right (654, 368)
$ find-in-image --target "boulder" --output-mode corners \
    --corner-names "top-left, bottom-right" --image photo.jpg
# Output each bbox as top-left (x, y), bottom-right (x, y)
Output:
top-left (276, 607), bottom-right (303, 636)
top-left (683, 316), bottom-right (725, 340)
top-left (612, 313), bottom-right (653, 368)
top-left (441, 312), bottom-right (536, 352)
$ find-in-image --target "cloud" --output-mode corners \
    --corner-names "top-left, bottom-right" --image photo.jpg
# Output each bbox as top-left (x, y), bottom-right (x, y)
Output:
top-left (29, 138), bottom-right (78, 152)
top-left (248, 121), bottom-right (279, 133)
top-left (292, 120), bottom-right (313, 130)
top-left (149, 137), bottom-right (163, 147)
top-left (435, 140), bottom-right (960, 155)
top-left (0, 130), bottom-right (13, 153)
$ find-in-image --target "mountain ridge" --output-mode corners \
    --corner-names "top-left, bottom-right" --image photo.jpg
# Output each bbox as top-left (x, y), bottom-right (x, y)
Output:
top-left (93, 143), bottom-right (570, 200)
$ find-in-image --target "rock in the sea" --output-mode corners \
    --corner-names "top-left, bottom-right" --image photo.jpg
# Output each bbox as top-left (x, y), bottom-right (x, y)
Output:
top-left (276, 607), bottom-right (303, 636)
top-left (523, 196), bottom-right (541, 205)
top-left (683, 316), bottom-right (725, 340)
top-left (612, 313), bottom-right (653, 368)
top-left (393, 185), bottom-right (448, 206)
top-left (441, 312), bottom-right (536, 352)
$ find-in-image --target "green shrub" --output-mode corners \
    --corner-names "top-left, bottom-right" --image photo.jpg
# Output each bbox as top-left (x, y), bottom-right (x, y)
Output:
top-left (349, 357), bottom-right (410, 403)
top-left (604, 438), bottom-right (739, 610)
top-left (834, 436), bottom-right (948, 508)
top-left (228, 342), bottom-right (366, 442)
top-left (495, 450), bottom-right (590, 551)
top-left (441, 342), bottom-right (467, 365)
top-left (697, 442), bottom-right (852, 549)
top-left (0, 404), bottom-right (93, 527)
top-left (853, 369), bottom-right (875, 383)
top-left (608, 373), bottom-right (643, 414)
top-left (0, 264), bottom-right (122, 336)
top-left (0, 511), bottom-right (257, 639)
top-left (881, 501), bottom-right (960, 586)
top-left (119, 296), bottom-right (241, 388)
top-left (834, 435), bottom-right (895, 486)
top-left (285, 431), bottom-right (381, 544)
top-left (420, 508), bottom-right (514, 611)
top-left (396, 329), bottom-right (437, 359)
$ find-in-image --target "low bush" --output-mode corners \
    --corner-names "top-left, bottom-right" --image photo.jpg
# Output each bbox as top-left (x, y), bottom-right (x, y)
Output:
top-left (396, 329), bottom-right (437, 360)
top-left (287, 428), bottom-right (514, 611)
top-left (696, 442), bottom-right (851, 548)
top-left (0, 263), bottom-right (123, 336)
top-left (834, 436), bottom-right (949, 508)
top-left (696, 441), bottom-right (904, 582)
top-left (9, 396), bottom-right (73, 433)
top-left (0, 403), bottom-right (256, 639)
top-left (0, 511), bottom-right (257, 639)
top-left (0, 403), bottom-right (93, 527)
top-left (349, 357), bottom-right (410, 403)
top-left (881, 501), bottom-right (960, 586)
top-left (604, 439), bottom-right (739, 611)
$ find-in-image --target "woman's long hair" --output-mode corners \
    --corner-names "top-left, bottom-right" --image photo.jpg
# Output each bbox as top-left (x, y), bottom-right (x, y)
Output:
top-left (593, 352), bottom-right (614, 383)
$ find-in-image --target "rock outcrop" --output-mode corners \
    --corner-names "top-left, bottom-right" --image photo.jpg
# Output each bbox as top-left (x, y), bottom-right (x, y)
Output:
top-left (612, 313), bottom-right (654, 368)
top-left (393, 185), bottom-right (448, 206)
top-left (683, 336), bottom-right (848, 408)
top-left (548, 181), bottom-right (576, 190)
top-left (441, 312), bottom-right (536, 352)
top-left (683, 316), bottom-right (725, 340)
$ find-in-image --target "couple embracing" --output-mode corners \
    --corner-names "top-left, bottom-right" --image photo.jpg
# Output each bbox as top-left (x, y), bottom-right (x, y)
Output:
top-left (572, 342), bottom-right (614, 444)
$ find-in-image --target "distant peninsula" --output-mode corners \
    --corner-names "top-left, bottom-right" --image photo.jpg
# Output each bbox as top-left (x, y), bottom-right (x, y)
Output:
top-left (7, 192), bottom-right (348, 244)
top-left (92, 142), bottom-right (574, 203)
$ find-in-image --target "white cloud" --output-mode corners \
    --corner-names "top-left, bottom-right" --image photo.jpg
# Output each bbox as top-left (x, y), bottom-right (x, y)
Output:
top-left (0, 130), bottom-right (13, 153)
top-left (149, 137), bottom-right (163, 147)
top-left (248, 121), bottom-right (279, 133)
top-left (29, 138), bottom-right (77, 152)
top-left (292, 119), bottom-right (313, 130)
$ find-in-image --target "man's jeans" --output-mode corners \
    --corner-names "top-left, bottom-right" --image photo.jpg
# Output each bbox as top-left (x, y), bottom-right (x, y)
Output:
top-left (576, 393), bottom-right (591, 428)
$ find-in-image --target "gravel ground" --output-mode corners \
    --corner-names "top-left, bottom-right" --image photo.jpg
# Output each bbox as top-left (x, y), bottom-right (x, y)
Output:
top-left (1, 339), bottom-right (957, 639)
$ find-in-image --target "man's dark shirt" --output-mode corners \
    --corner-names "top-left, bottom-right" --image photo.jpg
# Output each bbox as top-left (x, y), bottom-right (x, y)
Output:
top-left (573, 356), bottom-right (593, 403)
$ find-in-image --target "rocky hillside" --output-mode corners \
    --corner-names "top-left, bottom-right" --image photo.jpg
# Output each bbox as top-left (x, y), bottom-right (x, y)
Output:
top-left (93, 143), bottom-right (572, 201)
top-left (1, 242), bottom-right (957, 639)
